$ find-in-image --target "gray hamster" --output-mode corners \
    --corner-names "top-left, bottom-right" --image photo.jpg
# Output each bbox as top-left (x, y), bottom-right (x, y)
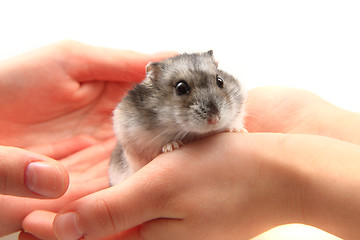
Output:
top-left (109, 51), bottom-right (246, 185)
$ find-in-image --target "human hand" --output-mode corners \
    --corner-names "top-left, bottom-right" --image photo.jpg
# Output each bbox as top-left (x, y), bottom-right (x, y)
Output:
top-left (20, 132), bottom-right (360, 240)
top-left (19, 133), bottom-right (358, 240)
top-left (245, 86), bottom-right (360, 144)
top-left (0, 40), bottom-right (173, 147)
top-left (0, 41), bottom-right (172, 237)
top-left (0, 137), bottom-right (115, 237)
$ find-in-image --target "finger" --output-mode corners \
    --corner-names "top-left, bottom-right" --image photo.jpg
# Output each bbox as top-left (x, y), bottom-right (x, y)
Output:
top-left (18, 232), bottom-right (41, 240)
top-left (60, 137), bottom-right (115, 173)
top-left (82, 48), bottom-right (177, 83)
top-left (22, 210), bottom-right (57, 240)
top-left (53, 157), bottom-right (184, 240)
top-left (26, 135), bottom-right (97, 160)
top-left (0, 146), bottom-right (69, 198)
top-left (0, 176), bottom-right (108, 237)
top-left (61, 40), bottom-right (177, 83)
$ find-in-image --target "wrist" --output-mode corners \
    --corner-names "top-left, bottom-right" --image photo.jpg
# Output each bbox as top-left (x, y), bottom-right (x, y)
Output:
top-left (236, 133), bottom-right (360, 236)
top-left (289, 135), bottom-right (360, 238)
top-left (231, 133), bottom-right (306, 232)
top-left (257, 134), bottom-right (307, 226)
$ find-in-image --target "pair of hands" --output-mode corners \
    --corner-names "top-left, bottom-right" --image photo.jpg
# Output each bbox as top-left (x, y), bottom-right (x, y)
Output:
top-left (1, 41), bottom-right (359, 240)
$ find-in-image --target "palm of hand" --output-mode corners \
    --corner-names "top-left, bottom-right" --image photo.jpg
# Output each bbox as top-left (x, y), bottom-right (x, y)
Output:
top-left (0, 41), bottom-right (175, 237)
top-left (0, 42), bottom-right (145, 147)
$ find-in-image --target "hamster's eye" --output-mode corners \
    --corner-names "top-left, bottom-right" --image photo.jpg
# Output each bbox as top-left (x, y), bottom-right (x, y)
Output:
top-left (216, 75), bottom-right (224, 88)
top-left (175, 80), bottom-right (190, 95)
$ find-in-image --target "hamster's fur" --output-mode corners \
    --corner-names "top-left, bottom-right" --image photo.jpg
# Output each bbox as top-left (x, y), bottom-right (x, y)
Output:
top-left (109, 51), bottom-right (246, 185)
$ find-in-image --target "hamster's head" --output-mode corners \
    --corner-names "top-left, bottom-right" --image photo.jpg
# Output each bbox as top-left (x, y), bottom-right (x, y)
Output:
top-left (145, 51), bottom-right (245, 135)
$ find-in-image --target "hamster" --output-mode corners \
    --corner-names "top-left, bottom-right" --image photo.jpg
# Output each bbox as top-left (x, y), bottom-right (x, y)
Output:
top-left (109, 51), bottom-right (246, 185)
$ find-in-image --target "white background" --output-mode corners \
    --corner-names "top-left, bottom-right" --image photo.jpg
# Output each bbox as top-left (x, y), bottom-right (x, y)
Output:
top-left (1, 0), bottom-right (358, 239)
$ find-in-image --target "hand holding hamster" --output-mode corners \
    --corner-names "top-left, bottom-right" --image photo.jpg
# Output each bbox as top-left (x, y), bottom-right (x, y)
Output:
top-left (109, 51), bottom-right (246, 185)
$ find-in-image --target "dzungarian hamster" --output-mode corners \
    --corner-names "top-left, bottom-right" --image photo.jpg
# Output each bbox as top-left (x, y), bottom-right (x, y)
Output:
top-left (109, 51), bottom-right (246, 185)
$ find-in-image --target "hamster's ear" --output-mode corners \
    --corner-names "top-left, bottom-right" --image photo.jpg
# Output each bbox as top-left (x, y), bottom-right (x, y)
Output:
top-left (206, 50), bottom-right (214, 56)
top-left (205, 50), bottom-right (218, 67)
top-left (146, 62), bottom-right (160, 82)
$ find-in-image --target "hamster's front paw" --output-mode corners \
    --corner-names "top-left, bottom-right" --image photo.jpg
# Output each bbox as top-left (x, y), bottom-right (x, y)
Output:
top-left (225, 127), bottom-right (248, 133)
top-left (162, 141), bottom-right (184, 153)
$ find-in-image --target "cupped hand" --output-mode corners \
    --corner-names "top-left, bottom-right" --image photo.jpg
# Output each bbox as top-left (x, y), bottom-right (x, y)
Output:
top-left (0, 41), bottom-right (173, 147)
top-left (0, 137), bottom-right (115, 237)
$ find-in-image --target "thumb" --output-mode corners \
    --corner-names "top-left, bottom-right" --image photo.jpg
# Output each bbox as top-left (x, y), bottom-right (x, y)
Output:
top-left (0, 146), bottom-right (69, 198)
top-left (53, 156), bottom-right (182, 240)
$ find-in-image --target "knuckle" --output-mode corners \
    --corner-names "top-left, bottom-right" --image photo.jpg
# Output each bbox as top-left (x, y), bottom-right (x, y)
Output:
top-left (50, 40), bottom-right (84, 62)
top-left (0, 146), bottom-right (22, 194)
top-left (92, 198), bottom-right (118, 235)
top-left (139, 159), bottom-right (186, 212)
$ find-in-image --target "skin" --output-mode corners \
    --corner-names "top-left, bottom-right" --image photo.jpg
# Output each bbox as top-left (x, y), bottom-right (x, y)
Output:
top-left (245, 86), bottom-right (360, 145)
top-left (19, 87), bottom-right (360, 240)
top-left (0, 41), bottom-right (173, 237)
top-left (0, 40), bottom-right (172, 147)
top-left (1, 138), bottom-right (114, 237)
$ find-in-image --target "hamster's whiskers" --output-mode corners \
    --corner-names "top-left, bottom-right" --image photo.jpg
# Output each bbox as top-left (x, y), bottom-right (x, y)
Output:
top-left (174, 129), bottom-right (190, 142)
top-left (148, 122), bottom-right (182, 145)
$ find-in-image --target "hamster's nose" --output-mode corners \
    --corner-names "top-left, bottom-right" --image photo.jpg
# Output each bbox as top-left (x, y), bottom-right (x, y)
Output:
top-left (208, 115), bottom-right (220, 125)
top-left (205, 100), bottom-right (220, 125)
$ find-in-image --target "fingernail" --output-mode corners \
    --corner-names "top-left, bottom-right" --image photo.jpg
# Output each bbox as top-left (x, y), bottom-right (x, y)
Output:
top-left (54, 212), bottom-right (84, 240)
top-left (25, 161), bottom-right (65, 198)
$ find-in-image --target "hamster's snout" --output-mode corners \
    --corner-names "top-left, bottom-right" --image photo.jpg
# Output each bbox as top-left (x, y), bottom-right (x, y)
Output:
top-left (193, 99), bottom-right (221, 126)
top-left (205, 101), bottom-right (220, 125)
